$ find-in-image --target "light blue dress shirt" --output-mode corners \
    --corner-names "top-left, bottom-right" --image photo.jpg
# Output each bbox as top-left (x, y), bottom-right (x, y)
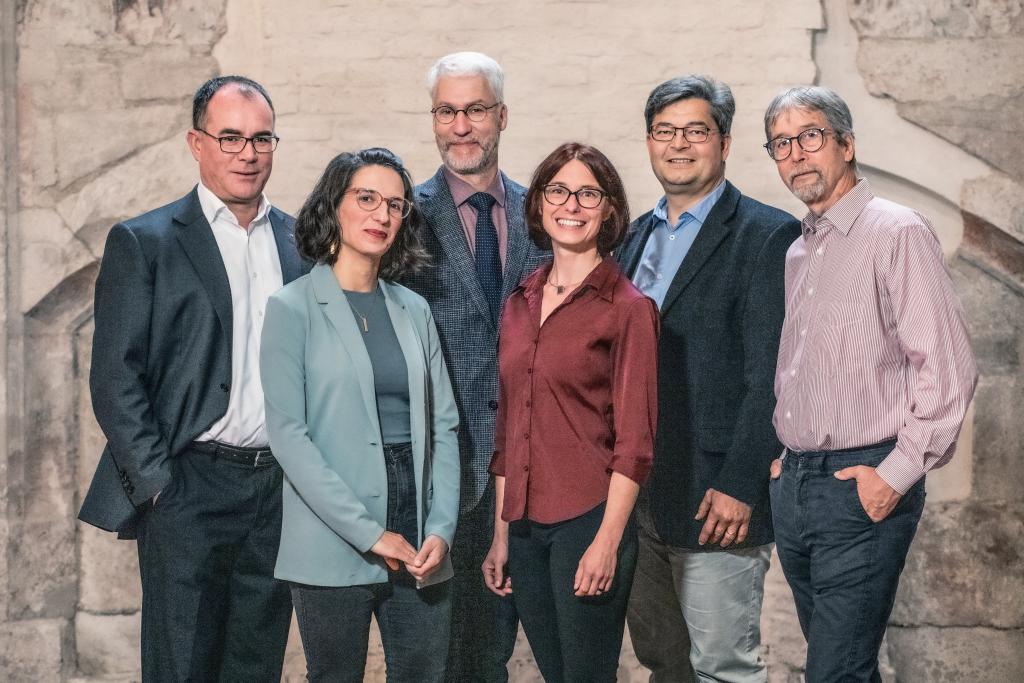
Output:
top-left (632, 181), bottom-right (726, 308)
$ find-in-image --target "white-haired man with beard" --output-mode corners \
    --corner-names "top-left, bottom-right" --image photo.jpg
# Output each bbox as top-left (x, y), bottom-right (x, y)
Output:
top-left (401, 52), bottom-right (549, 682)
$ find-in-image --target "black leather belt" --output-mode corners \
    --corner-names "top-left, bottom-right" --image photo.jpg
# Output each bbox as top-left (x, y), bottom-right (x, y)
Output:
top-left (190, 441), bottom-right (276, 468)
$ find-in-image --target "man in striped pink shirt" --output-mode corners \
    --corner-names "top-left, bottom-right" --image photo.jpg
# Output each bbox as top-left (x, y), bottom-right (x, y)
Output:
top-left (763, 86), bottom-right (977, 682)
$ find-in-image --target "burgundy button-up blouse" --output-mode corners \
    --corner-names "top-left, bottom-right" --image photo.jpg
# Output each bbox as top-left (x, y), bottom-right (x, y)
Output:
top-left (490, 259), bottom-right (659, 524)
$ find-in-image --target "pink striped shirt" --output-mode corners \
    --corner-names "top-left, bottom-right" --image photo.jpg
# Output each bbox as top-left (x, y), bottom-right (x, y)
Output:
top-left (773, 179), bottom-right (977, 494)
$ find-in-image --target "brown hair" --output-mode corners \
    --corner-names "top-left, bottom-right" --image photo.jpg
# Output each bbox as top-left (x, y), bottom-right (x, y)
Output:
top-left (524, 142), bottom-right (630, 256)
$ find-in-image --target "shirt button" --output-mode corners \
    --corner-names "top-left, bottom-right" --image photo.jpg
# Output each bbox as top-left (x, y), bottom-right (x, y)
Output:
top-left (808, 287), bottom-right (815, 296)
top-left (785, 411), bottom-right (792, 419)
top-left (524, 433), bottom-right (530, 440)
top-left (523, 465), bottom-right (529, 472)
top-left (656, 274), bottom-right (663, 280)
top-left (816, 247), bottom-right (824, 255)
top-left (527, 368), bottom-right (533, 374)
top-left (790, 369), bottom-right (796, 376)
top-left (525, 400), bottom-right (531, 408)
top-left (668, 234), bottom-right (676, 240)
top-left (800, 329), bottom-right (806, 337)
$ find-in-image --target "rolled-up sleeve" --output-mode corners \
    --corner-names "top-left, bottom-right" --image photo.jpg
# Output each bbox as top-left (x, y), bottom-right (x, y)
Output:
top-left (608, 297), bottom-right (660, 484)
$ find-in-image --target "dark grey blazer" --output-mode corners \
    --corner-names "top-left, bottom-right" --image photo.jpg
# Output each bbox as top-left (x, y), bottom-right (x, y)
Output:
top-left (616, 181), bottom-right (800, 549)
top-left (402, 168), bottom-right (549, 513)
top-left (78, 188), bottom-right (308, 538)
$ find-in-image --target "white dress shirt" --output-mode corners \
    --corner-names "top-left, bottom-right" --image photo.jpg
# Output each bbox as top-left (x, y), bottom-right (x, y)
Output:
top-left (195, 182), bottom-right (284, 447)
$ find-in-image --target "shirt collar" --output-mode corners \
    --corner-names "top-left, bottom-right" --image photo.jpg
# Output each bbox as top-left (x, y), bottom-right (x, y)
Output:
top-left (652, 179), bottom-right (726, 229)
top-left (520, 258), bottom-right (620, 304)
top-left (801, 177), bottom-right (872, 238)
top-left (443, 167), bottom-right (506, 208)
top-left (196, 181), bottom-right (271, 230)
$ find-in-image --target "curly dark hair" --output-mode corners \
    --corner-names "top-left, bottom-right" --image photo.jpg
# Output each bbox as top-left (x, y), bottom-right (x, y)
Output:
top-left (524, 142), bottom-right (630, 256)
top-left (294, 148), bottom-right (429, 280)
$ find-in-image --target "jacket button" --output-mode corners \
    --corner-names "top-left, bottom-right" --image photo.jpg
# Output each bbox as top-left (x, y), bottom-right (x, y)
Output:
top-left (220, 383), bottom-right (230, 392)
top-left (488, 400), bottom-right (498, 410)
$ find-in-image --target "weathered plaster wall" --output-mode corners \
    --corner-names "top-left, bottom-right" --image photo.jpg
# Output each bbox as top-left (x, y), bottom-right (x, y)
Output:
top-left (1, 0), bottom-right (1020, 680)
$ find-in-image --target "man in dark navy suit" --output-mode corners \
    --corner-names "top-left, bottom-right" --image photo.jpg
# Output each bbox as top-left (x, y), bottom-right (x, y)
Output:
top-left (79, 76), bottom-right (307, 682)
top-left (402, 52), bottom-right (548, 682)
top-left (617, 75), bottom-right (800, 683)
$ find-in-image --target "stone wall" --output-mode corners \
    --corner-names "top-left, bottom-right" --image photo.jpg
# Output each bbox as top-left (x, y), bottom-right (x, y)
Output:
top-left (1, 0), bottom-right (1020, 680)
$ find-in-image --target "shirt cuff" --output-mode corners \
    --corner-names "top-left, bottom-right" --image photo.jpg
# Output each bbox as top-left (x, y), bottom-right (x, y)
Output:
top-left (874, 449), bottom-right (924, 496)
top-left (489, 451), bottom-right (506, 477)
top-left (608, 454), bottom-right (652, 486)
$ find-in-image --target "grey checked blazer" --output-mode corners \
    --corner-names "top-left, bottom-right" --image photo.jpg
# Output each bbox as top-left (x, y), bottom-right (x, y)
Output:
top-left (403, 168), bottom-right (549, 512)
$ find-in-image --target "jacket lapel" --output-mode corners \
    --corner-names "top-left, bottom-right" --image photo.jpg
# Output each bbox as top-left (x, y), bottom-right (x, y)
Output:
top-left (618, 211), bottom-right (658, 278)
top-left (419, 169), bottom-right (496, 330)
top-left (173, 188), bottom-right (233, 339)
top-left (310, 264), bottom-right (382, 436)
top-left (270, 208), bottom-right (305, 284)
top-left (501, 174), bottom-right (530, 300)
top-left (660, 182), bottom-right (739, 316)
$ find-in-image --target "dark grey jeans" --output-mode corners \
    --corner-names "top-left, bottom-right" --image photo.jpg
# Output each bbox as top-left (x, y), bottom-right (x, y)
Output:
top-left (290, 442), bottom-right (452, 682)
top-left (770, 441), bottom-right (925, 683)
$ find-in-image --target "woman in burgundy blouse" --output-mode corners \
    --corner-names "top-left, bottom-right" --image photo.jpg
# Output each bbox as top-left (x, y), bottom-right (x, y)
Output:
top-left (482, 142), bottom-right (659, 681)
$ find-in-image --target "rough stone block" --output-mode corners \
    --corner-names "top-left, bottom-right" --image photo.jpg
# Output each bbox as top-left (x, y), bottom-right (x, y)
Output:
top-left (120, 51), bottom-right (217, 103)
top-left (887, 625), bottom-right (1024, 682)
top-left (0, 618), bottom-right (68, 682)
top-left (74, 612), bottom-right (141, 678)
top-left (19, 208), bottom-right (95, 314)
top-left (8, 517), bottom-right (78, 619)
top-left (858, 37), bottom-right (1024, 101)
top-left (78, 524), bottom-right (141, 613)
top-left (893, 501), bottom-right (1024, 628)
top-left (54, 104), bottom-right (188, 189)
top-left (968, 380), bottom-right (1024, 503)
top-left (849, 0), bottom-right (1024, 38)
top-left (961, 173), bottom-right (1024, 246)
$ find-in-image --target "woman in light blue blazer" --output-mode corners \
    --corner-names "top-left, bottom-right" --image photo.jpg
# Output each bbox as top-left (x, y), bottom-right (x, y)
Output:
top-left (260, 148), bottom-right (460, 682)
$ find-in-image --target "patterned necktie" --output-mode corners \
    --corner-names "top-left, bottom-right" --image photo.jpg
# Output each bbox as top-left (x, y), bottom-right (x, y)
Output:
top-left (467, 192), bottom-right (503, 322)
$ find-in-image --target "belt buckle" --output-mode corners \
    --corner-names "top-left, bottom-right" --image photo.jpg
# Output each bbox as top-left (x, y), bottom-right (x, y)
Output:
top-left (253, 451), bottom-right (263, 468)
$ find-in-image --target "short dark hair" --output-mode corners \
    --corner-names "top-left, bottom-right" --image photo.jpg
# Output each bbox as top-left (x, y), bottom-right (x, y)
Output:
top-left (524, 143), bottom-right (630, 256)
top-left (644, 75), bottom-right (735, 136)
top-left (192, 75), bottom-right (275, 130)
top-left (294, 148), bottom-right (429, 280)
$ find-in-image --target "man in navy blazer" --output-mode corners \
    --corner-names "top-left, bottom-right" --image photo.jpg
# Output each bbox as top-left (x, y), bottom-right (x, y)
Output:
top-left (402, 52), bottom-right (548, 682)
top-left (616, 76), bottom-right (800, 683)
top-left (79, 76), bottom-right (307, 681)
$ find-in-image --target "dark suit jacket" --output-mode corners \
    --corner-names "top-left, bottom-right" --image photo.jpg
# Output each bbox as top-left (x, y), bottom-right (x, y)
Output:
top-left (78, 187), bottom-right (308, 538)
top-left (402, 168), bottom-right (549, 513)
top-left (616, 181), bottom-right (799, 549)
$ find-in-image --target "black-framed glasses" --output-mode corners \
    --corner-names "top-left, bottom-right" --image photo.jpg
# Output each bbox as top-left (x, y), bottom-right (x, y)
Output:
top-left (430, 102), bottom-right (502, 124)
top-left (764, 128), bottom-right (830, 161)
top-left (649, 125), bottom-right (719, 143)
top-left (345, 188), bottom-right (413, 218)
top-left (196, 128), bottom-right (279, 153)
top-left (542, 184), bottom-right (606, 209)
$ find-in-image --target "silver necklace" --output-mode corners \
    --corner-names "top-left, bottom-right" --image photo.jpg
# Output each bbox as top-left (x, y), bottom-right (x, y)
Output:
top-left (346, 288), bottom-right (378, 333)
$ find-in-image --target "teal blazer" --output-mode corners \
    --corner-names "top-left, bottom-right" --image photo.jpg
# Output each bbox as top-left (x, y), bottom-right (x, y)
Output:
top-left (260, 263), bottom-right (460, 587)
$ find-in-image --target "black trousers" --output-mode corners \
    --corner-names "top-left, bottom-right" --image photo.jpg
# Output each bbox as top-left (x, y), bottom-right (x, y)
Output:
top-left (508, 503), bottom-right (638, 683)
top-left (136, 446), bottom-right (292, 682)
top-left (445, 482), bottom-right (519, 682)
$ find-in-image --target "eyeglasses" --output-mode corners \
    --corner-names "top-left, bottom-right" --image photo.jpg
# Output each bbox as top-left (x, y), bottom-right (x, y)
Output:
top-left (764, 128), bottom-right (830, 161)
top-left (345, 188), bottom-right (413, 218)
top-left (542, 184), bottom-right (606, 209)
top-left (649, 125), bottom-right (719, 144)
top-left (195, 128), bottom-right (279, 153)
top-left (430, 102), bottom-right (502, 124)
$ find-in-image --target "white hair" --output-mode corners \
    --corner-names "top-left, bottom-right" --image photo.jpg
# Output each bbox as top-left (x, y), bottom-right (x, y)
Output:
top-left (426, 51), bottom-right (504, 101)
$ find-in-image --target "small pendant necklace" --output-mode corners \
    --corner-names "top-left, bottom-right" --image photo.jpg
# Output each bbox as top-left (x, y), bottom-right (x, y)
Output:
top-left (346, 288), bottom-right (378, 333)
top-left (546, 258), bottom-right (603, 295)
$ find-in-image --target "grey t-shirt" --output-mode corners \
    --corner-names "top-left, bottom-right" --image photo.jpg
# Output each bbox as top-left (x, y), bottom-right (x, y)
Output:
top-left (343, 287), bottom-right (411, 444)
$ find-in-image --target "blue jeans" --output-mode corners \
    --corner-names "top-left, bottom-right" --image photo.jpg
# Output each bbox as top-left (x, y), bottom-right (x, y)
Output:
top-left (627, 498), bottom-right (771, 683)
top-left (770, 441), bottom-right (925, 683)
top-left (290, 442), bottom-right (452, 682)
